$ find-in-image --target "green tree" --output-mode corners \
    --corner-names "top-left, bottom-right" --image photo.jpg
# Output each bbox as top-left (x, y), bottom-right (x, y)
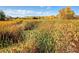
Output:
top-left (0, 10), bottom-right (6, 21)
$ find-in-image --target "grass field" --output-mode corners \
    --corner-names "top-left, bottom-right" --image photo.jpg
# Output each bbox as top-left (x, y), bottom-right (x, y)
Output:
top-left (0, 18), bottom-right (79, 53)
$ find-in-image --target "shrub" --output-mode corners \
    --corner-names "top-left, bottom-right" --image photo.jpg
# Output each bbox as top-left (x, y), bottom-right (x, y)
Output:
top-left (24, 21), bottom-right (40, 30)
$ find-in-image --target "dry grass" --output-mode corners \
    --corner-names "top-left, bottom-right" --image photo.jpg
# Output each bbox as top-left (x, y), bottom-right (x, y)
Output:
top-left (0, 19), bottom-right (24, 48)
top-left (0, 18), bottom-right (79, 53)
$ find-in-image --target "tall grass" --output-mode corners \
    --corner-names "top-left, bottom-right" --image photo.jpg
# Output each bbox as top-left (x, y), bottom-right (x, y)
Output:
top-left (20, 30), bottom-right (55, 53)
top-left (35, 30), bottom-right (55, 53)
top-left (0, 20), bottom-right (25, 48)
top-left (0, 19), bottom-right (79, 53)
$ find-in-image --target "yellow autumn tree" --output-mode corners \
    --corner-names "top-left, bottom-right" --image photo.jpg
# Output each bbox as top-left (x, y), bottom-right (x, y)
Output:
top-left (57, 7), bottom-right (75, 19)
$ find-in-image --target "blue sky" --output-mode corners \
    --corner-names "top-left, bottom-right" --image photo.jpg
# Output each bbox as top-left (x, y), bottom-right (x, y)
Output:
top-left (0, 6), bottom-right (79, 17)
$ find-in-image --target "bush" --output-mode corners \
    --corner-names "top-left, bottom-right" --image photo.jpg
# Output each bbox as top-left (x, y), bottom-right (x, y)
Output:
top-left (24, 21), bottom-right (40, 30)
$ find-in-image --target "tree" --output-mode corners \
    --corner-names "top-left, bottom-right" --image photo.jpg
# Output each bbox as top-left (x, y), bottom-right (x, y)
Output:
top-left (0, 10), bottom-right (6, 21)
top-left (65, 7), bottom-right (75, 19)
top-left (58, 7), bottom-right (75, 19)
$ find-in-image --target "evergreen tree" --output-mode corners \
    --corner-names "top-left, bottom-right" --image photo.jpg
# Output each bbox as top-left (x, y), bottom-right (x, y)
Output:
top-left (0, 10), bottom-right (6, 21)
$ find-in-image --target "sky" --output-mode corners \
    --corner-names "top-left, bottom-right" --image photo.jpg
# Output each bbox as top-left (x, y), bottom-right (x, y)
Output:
top-left (0, 6), bottom-right (79, 17)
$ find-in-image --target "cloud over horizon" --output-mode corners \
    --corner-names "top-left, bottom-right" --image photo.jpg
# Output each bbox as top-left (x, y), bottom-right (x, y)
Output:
top-left (3, 8), bottom-right (53, 17)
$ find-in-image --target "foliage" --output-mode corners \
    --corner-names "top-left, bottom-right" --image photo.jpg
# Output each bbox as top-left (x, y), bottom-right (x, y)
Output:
top-left (58, 7), bottom-right (75, 19)
top-left (23, 21), bottom-right (40, 30)
top-left (0, 10), bottom-right (6, 21)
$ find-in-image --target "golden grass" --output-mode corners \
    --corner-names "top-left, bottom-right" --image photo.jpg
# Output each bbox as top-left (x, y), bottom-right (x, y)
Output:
top-left (0, 18), bottom-right (79, 53)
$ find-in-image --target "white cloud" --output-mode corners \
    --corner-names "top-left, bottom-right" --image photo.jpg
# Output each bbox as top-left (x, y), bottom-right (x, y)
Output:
top-left (3, 9), bottom-right (53, 17)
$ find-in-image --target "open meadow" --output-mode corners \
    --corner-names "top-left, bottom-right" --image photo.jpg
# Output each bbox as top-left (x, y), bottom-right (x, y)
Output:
top-left (0, 18), bottom-right (79, 53)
